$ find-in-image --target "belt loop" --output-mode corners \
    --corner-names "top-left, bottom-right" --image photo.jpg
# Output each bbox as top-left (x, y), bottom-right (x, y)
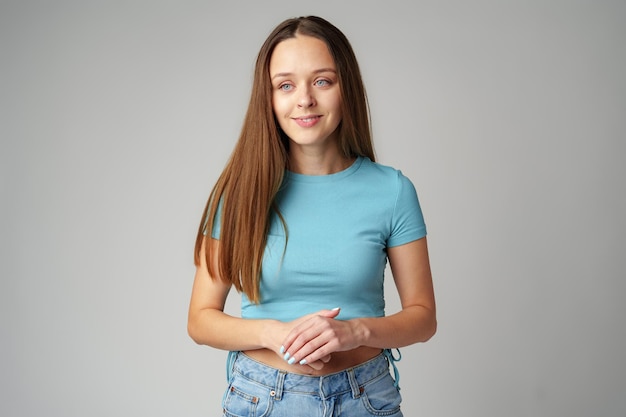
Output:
top-left (347, 368), bottom-right (361, 399)
top-left (273, 370), bottom-right (286, 401)
top-left (223, 351), bottom-right (239, 406)
top-left (226, 351), bottom-right (238, 383)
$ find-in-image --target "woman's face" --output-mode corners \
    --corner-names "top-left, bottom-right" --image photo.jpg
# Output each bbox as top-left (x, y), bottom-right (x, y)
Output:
top-left (269, 34), bottom-right (342, 153)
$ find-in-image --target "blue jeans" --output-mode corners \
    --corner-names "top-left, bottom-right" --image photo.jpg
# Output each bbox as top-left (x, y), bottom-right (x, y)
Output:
top-left (222, 351), bottom-right (403, 417)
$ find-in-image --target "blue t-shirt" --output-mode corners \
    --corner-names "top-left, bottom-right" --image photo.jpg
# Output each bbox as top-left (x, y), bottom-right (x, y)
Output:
top-left (212, 157), bottom-right (426, 322)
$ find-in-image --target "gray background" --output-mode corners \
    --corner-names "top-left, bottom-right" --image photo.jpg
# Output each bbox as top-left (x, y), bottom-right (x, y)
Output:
top-left (2, 0), bottom-right (625, 416)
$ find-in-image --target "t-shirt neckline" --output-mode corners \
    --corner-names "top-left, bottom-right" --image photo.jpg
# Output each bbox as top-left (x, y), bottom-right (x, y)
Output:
top-left (285, 156), bottom-right (364, 183)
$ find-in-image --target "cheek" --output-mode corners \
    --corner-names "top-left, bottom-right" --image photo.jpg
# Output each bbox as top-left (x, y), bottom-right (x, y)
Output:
top-left (271, 98), bottom-right (289, 130)
top-left (271, 94), bottom-right (288, 116)
top-left (330, 94), bottom-right (342, 117)
top-left (332, 99), bottom-right (343, 122)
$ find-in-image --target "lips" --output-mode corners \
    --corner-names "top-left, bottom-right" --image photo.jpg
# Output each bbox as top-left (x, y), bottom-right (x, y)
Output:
top-left (293, 115), bottom-right (321, 128)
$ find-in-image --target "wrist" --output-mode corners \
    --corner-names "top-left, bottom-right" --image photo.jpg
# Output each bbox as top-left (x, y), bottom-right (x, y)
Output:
top-left (351, 318), bottom-right (371, 347)
top-left (260, 319), bottom-right (282, 350)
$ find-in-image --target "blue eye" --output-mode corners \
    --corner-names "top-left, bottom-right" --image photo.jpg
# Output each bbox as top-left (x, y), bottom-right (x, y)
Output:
top-left (315, 79), bottom-right (330, 87)
top-left (279, 83), bottom-right (293, 91)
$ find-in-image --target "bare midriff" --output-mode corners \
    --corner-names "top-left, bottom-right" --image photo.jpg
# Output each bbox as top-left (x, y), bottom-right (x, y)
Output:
top-left (243, 346), bottom-right (382, 376)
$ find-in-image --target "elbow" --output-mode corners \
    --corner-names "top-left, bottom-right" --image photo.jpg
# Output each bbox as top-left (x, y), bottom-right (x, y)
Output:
top-left (187, 316), bottom-right (203, 345)
top-left (417, 309), bottom-right (437, 343)
top-left (423, 317), bottom-right (437, 342)
top-left (187, 311), bottom-right (224, 347)
top-left (187, 323), bottom-right (199, 344)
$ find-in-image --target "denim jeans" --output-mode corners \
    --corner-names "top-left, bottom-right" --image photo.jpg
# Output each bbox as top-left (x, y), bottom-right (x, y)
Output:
top-left (222, 351), bottom-right (403, 417)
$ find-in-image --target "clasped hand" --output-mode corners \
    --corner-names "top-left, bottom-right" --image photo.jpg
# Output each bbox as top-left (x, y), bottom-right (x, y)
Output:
top-left (276, 308), bottom-right (362, 371)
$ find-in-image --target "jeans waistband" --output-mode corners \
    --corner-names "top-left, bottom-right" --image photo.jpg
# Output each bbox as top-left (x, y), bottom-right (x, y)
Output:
top-left (229, 351), bottom-right (393, 400)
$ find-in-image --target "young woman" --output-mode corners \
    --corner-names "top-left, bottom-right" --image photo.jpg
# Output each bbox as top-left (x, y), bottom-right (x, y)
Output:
top-left (188, 16), bottom-right (436, 417)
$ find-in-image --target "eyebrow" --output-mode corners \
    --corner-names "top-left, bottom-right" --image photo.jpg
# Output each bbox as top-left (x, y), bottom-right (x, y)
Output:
top-left (271, 68), bottom-right (337, 81)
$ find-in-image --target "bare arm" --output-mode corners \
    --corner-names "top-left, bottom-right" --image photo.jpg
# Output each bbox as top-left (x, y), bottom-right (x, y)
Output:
top-left (281, 237), bottom-right (436, 364)
top-left (354, 236), bottom-right (437, 346)
top-left (187, 237), bottom-right (338, 367)
top-left (187, 238), bottom-right (271, 350)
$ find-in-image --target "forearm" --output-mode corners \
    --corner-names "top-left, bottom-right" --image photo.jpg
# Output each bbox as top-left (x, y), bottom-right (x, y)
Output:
top-left (351, 305), bottom-right (437, 349)
top-left (188, 308), bottom-right (280, 352)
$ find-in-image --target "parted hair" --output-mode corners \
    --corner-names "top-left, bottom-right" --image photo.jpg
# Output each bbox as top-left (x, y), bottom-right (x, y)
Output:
top-left (194, 16), bottom-right (375, 303)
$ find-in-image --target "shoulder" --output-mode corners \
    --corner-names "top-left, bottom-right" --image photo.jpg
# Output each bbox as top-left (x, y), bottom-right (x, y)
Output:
top-left (356, 157), bottom-right (414, 188)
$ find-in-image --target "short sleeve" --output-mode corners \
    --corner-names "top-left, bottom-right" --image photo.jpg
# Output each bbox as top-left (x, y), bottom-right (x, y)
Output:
top-left (387, 172), bottom-right (427, 247)
top-left (202, 197), bottom-right (223, 239)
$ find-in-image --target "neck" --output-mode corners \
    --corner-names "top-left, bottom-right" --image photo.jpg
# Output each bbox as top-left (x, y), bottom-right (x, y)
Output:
top-left (288, 145), bottom-right (354, 175)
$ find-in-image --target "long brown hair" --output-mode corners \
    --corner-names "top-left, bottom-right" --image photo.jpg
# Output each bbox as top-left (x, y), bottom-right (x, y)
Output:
top-left (194, 16), bottom-right (375, 303)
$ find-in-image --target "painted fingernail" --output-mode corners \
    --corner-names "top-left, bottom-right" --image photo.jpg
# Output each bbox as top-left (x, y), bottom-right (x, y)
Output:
top-left (279, 346), bottom-right (285, 354)
top-left (299, 359), bottom-right (307, 365)
top-left (283, 352), bottom-right (290, 361)
top-left (288, 357), bottom-right (296, 365)
top-left (332, 307), bottom-right (340, 311)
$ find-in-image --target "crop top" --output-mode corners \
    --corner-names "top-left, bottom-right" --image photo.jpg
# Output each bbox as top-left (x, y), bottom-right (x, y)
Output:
top-left (210, 156), bottom-right (427, 322)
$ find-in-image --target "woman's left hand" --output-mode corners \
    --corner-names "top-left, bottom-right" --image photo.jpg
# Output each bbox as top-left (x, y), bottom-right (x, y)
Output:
top-left (280, 308), bottom-right (366, 366)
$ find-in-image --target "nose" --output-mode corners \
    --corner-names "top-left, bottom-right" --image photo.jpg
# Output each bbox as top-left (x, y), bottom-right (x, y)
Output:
top-left (297, 87), bottom-right (316, 108)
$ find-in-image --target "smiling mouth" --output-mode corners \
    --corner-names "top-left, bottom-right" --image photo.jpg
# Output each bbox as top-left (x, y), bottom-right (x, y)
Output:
top-left (296, 116), bottom-right (320, 122)
top-left (293, 115), bottom-right (321, 127)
